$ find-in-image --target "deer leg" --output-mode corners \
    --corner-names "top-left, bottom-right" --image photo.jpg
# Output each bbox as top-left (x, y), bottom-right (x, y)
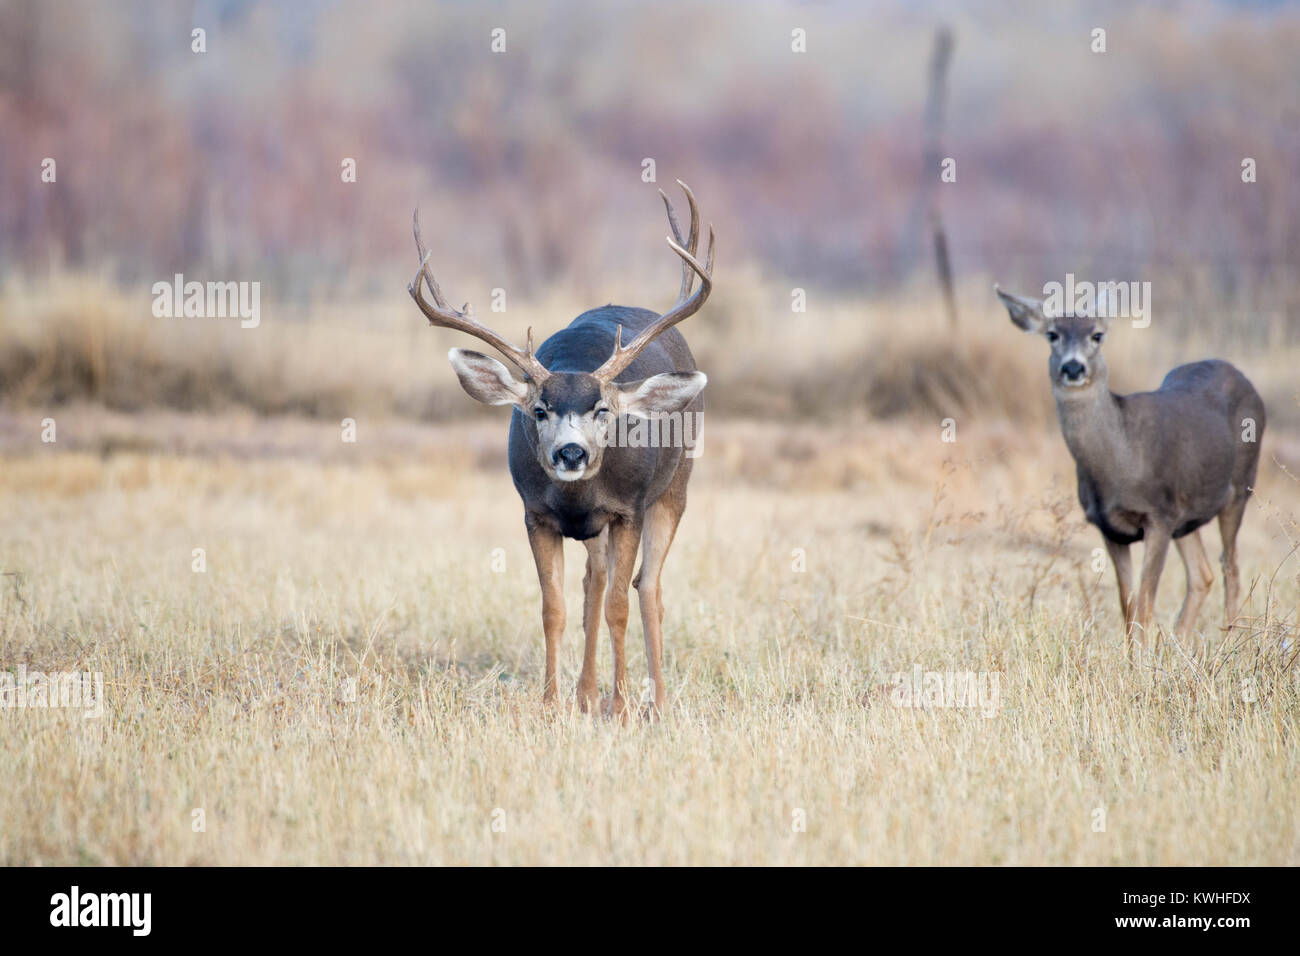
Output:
top-left (1104, 537), bottom-right (1135, 642)
top-left (526, 523), bottom-right (565, 705)
top-left (1218, 497), bottom-right (1247, 626)
top-left (634, 496), bottom-right (685, 718)
top-left (1173, 529), bottom-right (1214, 645)
top-left (604, 518), bottom-right (642, 724)
top-left (576, 529), bottom-right (608, 714)
top-left (1131, 525), bottom-right (1172, 659)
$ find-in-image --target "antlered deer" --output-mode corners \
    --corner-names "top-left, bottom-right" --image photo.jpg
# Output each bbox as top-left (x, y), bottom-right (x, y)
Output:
top-left (409, 182), bottom-right (714, 718)
top-left (995, 286), bottom-right (1265, 657)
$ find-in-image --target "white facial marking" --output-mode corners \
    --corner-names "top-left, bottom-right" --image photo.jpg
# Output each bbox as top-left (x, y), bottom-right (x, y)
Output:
top-left (553, 414), bottom-right (586, 448)
top-left (550, 413), bottom-right (591, 480)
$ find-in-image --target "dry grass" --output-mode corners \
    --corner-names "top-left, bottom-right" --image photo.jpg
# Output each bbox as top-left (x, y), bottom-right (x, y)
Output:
top-left (1, 413), bottom-right (1298, 865)
top-left (5, 274), bottom-right (1299, 431)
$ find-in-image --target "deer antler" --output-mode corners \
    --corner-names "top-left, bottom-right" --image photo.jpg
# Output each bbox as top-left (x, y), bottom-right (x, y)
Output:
top-left (408, 209), bottom-right (550, 384)
top-left (593, 180), bottom-right (714, 384)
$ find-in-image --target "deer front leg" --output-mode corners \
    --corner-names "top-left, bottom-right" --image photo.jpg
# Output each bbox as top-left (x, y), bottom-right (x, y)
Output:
top-left (1104, 537), bottom-right (1135, 644)
top-left (604, 517), bottom-right (641, 724)
top-left (635, 497), bottom-right (683, 718)
top-left (526, 522), bottom-right (565, 705)
top-left (1131, 524), bottom-right (1172, 659)
top-left (576, 529), bottom-right (608, 714)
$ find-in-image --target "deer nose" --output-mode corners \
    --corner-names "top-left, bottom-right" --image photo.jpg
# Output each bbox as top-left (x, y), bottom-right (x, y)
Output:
top-left (555, 444), bottom-right (587, 469)
top-left (1060, 359), bottom-right (1087, 382)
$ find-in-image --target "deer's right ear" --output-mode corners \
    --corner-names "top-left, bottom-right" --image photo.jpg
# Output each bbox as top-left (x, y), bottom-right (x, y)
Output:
top-left (995, 285), bottom-right (1047, 334)
top-left (447, 348), bottom-right (532, 406)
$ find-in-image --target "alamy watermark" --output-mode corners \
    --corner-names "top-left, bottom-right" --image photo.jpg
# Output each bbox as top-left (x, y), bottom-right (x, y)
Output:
top-left (1, 665), bottom-right (104, 718)
top-left (50, 886), bottom-right (150, 936)
top-left (597, 410), bottom-right (704, 458)
top-left (1041, 273), bottom-right (1151, 328)
top-left (152, 273), bottom-right (260, 328)
top-left (890, 664), bottom-right (1001, 717)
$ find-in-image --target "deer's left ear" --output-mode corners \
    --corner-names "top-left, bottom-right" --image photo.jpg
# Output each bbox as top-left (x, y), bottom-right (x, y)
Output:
top-left (616, 371), bottom-right (707, 419)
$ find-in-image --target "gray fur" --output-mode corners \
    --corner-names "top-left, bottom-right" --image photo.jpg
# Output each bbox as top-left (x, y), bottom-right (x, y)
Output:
top-left (996, 284), bottom-right (1265, 651)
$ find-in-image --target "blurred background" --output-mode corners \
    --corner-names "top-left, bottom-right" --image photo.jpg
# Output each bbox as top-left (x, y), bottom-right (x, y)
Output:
top-left (1, 0), bottom-right (1298, 429)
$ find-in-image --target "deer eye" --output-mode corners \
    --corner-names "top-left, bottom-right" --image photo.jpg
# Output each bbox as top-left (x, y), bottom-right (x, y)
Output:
top-left (1045, 330), bottom-right (1060, 344)
top-left (1092, 332), bottom-right (1105, 343)
top-left (533, 407), bottom-right (548, 421)
top-left (594, 407), bottom-right (610, 421)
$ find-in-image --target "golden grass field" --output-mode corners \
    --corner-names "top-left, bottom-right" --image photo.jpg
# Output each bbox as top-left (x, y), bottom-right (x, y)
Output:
top-left (2, 396), bottom-right (1298, 865)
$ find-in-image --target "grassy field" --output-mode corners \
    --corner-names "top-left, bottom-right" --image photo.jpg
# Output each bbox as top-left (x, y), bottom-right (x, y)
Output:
top-left (2, 407), bottom-right (1297, 865)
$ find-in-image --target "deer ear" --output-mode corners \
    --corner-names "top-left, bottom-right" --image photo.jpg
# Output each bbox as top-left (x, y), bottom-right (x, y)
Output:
top-left (447, 348), bottom-right (531, 406)
top-left (995, 285), bottom-right (1047, 334)
top-left (616, 371), bottom-right (707, 419)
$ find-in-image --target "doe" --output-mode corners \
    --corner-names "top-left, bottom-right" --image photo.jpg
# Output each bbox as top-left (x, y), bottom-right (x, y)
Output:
top-left (995, 285), bottom-right (1265, 656)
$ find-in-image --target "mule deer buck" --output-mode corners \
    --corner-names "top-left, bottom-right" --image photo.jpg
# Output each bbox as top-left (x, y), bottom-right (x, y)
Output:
top-left (995, 286), bottom-right (1265, 656)
top-left (408, 182), bottom-right (713, 719)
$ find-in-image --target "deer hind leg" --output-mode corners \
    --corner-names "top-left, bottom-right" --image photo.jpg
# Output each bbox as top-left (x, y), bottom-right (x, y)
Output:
top-left (1131, 524), bottom-right (1172, 660)
top-left (1173, 529), bottom-right (1214, 646)
top-left (526, 523), bottom-right (565, 705)
top-left (1105, 538), bottom-right (1135, 644)
top-left (576, 529), bottom-right (608, 714)
top-left (604, 518), bottom-right (642, 724)
top-left (1218, 496), bottom-right (1248, 627)
top-left (634, 495), bottom-right (685, 717)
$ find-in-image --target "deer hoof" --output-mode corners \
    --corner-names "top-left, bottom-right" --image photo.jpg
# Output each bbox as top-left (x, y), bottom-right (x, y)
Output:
top-left (576, 687), bottom-right (600, 715)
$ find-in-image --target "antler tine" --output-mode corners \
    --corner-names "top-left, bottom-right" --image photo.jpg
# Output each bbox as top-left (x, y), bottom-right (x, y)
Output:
top-left (594, 182), bottom-right (715, 384)
top-left (412, 208), bottom-right (453, 310)
top-left (658, 179), bottom-right (700, 302)
top-left (407, 208), bottom-right (549, 384)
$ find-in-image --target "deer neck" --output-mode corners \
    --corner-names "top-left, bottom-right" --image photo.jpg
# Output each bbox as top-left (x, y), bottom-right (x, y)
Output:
top-left (1053, 382), bottom-right (1127, 478)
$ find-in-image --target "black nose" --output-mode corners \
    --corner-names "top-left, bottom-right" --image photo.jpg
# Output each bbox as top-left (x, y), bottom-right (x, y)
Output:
top-left (555, 443), bottom-right (587, 469)
top-left (1061, 359), bottom-right (1087, 381)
